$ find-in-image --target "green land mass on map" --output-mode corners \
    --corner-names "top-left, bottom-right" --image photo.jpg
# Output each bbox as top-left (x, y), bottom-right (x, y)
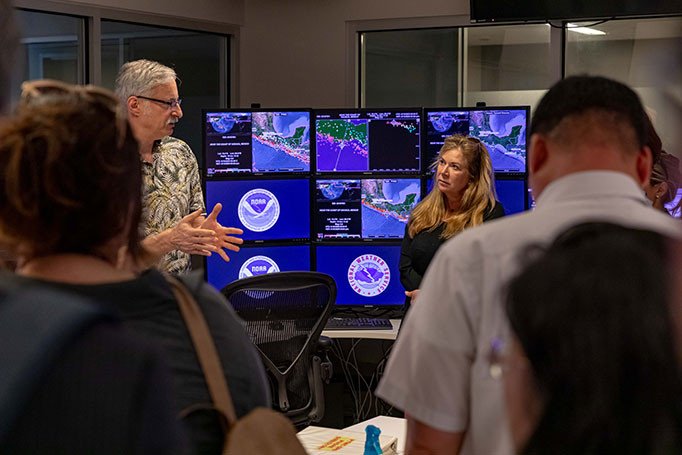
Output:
top-left (317, 119), bottom-right (368, 144)
top-left (471, 116), bottom-right (522, 150)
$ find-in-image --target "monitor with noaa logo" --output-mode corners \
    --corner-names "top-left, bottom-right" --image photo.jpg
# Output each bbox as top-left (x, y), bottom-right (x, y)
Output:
top-left (424, 106), bottom-right (529, 175)
top-left (205, 178), bottom-right (310, 242)
top-left (425, 176), bottom-right (527, 216)
top-left (206, 244), bottom-right (311, 293)
top-left (203, 109), bottom-right (311, 176)
top-left (314, 178), bottom-right (421, 240)
top-left (314, 108), bottom-right (421, 173)
top-left (315, 245), bottom-right (404, 307)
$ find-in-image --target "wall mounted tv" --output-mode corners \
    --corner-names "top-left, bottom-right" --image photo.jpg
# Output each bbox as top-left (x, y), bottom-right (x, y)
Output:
top-left (206, 244), bottom-right (311, 293)
top-left (315, 244), bottom-right (404, 307)
top-left (203, 109), bottom-right (311, 176)
top-left (469, 0), bottom-right (680, 23)
top-left (314, 178), bottom-right (422, 240)
top-left (424, 106), bottom-right (529, 175)
top-left (315, 108), bottom-right (421, 173)
top-left (205, 178), bottom-right (310, 242)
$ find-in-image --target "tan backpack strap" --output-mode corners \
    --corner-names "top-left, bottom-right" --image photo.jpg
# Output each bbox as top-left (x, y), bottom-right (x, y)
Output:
top-left (165, 275), bottom-right (238, 425)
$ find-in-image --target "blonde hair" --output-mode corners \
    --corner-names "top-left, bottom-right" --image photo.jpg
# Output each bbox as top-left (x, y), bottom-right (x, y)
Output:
top-left (408, 135), bottom-right (497, 239)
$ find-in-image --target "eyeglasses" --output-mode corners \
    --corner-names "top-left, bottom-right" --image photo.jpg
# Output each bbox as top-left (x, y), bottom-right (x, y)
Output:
top-left (134, 95), bottom-right (182, 110)
top-left (21, 79), bottom-right (127, 148)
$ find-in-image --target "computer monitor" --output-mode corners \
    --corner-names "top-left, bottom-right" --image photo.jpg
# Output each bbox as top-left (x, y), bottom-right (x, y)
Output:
top-left (315, 108), bottom-right (421, 172)
top-left (495, 178), bottom-right (527, 215)
top-left (425, 106), bottom-right (529, 174)
top-left (203, 109), bottom-right (311, 176)
top-left (206, 244), bottom-right (311, 293)
top-left (666, 188), bottom-right (682, 218)
top-left (426, 176), bottom-right (526, 215)
top-left (315, 244), bottom-right (403, 307)
top-left (314, 178), bottom-right (421, 240)
top-left (205, 178), bottom-right (310, 242)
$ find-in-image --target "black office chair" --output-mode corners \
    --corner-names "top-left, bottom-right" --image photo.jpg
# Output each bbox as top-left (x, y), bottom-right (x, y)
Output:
top-left (221, 271), bottom-right (335, 428)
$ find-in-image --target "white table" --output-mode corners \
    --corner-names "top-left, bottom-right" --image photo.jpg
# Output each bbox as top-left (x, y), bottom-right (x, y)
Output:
top-left (322, 319), bottom-right (401, 340)
top-left (345, 416), bottom-right (407, 454)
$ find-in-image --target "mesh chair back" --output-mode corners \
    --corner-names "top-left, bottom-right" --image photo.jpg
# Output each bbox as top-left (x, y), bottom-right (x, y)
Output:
top-left (222, 272), bottom-right (335, 425)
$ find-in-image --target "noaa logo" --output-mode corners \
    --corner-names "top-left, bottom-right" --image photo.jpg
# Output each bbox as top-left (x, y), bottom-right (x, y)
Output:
top-left (347, 254), bottom-right (390, 297)
top-left (238, 189), bottom-right (280, 232)
top-left (239, 255), bottom-right (280, 279)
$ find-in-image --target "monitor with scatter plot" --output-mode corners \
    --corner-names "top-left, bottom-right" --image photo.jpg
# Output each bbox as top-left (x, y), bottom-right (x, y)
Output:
top-left (314, 178), bottom-right (421, 240)
top-left (315, 108), bottom-right (421, 173)
top-left (207, 244), bottom-right (311, 293)
top-left (203, 109), bottom-right (311, 176)
top-left (424, 106), bottom-right (529, 175)
top-left (315, 244), bottom-right (403, 307)
top-left (205, 178), bottom-right (310, 242)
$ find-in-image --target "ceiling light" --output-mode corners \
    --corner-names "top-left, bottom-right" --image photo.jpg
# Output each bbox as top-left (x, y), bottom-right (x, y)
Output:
top-left (566, 23), bottom-right (606, 35)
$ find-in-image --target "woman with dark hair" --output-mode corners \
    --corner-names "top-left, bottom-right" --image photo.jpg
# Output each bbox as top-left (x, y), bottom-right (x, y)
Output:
top-left (0, 81), bottom-right (270, 455)
top-left (501, 222), bottom-right (682, 455)
top-left (399, 134), bottom-right (504, 304)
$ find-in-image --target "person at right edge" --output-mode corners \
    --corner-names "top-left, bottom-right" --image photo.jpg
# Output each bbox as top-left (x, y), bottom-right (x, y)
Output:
top-left (400, 134), bottom-right (504, 306)
top-left (376, 75), bottom-right (682, 455)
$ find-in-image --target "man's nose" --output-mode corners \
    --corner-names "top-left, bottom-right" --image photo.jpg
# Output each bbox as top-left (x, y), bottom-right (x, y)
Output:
top-left (172, 104), bottom-right (183, 119)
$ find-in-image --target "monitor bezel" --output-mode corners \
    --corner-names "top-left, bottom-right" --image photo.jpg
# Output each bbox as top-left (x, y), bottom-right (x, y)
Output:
top-left (422, 105), bottom-right (530, 177)
top-left (313, 107), bottom-right (423, 175)
top-left (203, 174), bottom-right (312, 246)
top-left (202, 107), bottom-right (314, 178)
top-left (313, 241), bottom-right (406, 313)
top-left (312, 174), bottom-right (424, 243)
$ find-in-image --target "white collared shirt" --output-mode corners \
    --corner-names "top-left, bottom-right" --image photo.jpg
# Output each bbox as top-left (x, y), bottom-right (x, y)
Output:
top-left (376, 171), bottom-right (681, 455)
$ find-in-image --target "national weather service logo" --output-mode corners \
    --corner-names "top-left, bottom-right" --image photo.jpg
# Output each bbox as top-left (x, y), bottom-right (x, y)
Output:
top-left (347, 254), bottom-right (390, 297)
top-left (239, 255), bottom-right (280, 278)
top-left (238, 189), bottom-right (280, 232)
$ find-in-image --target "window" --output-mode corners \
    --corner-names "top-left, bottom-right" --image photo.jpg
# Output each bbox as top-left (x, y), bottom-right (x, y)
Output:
top-left (361, 28), bottom-right (459, 108)
top-left (101, 20), bottom-right (227, 166)
top-left (565, 17), bottom-right (682, 158)
top-left (12, 9), bottom-right (85, 105)
top-left (463, 24), bottom-right (551, 109)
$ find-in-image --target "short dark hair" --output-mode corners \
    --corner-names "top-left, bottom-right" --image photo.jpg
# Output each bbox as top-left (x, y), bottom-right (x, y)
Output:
top-left (507, 222), bottom-right (682, 455)
top-left (530, 76), bottom-right (648, 149)
top-left (0, 91), bottom-right (143, 262)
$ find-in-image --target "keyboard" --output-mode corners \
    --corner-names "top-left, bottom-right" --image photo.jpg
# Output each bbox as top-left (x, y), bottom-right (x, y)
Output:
top-left (324, 317), bottom-right (394, 331)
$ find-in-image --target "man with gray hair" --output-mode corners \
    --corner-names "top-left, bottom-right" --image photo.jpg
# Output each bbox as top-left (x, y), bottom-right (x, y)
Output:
top-left (116, 59), bottom-right (242, 274)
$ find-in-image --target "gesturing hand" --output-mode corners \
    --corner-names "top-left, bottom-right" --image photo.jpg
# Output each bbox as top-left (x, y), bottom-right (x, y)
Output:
top-left (199, 203), bottom-right (244, 263)
top-left (405, 289), bottom-right (420, 303)
top-left (170, 209), bottom-right (220, 256)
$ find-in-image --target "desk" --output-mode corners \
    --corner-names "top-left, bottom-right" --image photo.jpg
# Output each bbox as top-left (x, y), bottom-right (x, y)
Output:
top-left (322, 319), bottom-right (401, 340)
top-left (345, 416), bottom-right (406, 454)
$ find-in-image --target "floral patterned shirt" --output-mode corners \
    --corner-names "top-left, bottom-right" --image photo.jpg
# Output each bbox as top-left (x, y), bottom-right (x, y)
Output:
top-left (142, 136), bottom-right (204, 274)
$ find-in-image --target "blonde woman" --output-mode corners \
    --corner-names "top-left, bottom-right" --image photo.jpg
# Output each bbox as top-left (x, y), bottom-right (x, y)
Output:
top-left (400, 135), bottom-right (504, 305)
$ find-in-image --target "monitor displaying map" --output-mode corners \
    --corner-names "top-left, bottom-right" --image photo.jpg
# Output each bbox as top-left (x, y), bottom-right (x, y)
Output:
top-left (315, 109), bottom-right (421, 172)
top-left (315, 178), bottom-right (421, 240)
top-left (315, 244), bottom-right (403, 306)
top-left (206, 244), bottom-right (311, 293)
top-left (203, 109), bottom-right (311, 176)
top-left (206, 179), bottom-right (310, 242)
top-left (425, 107), bottom-right (529, 174)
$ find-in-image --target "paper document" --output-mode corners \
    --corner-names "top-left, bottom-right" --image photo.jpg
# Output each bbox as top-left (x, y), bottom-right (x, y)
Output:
top-left (297, 426), bottom-right (398, 455)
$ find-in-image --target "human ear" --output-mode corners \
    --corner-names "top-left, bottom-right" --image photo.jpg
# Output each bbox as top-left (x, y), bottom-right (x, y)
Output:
top-left (127, 96), bottom-right (141, 117)
top-left (635, 146), bottom-right (653, 188)
top-left (529, 134), bottom-right (549, 176)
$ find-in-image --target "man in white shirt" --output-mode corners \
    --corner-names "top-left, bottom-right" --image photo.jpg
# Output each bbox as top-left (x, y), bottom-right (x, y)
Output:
top-left (376, 75), bottom-right (681, 455)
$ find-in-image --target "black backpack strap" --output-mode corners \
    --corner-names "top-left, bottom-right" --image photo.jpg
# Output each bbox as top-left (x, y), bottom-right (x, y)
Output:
top-left (0, 288), bottom-right (114, 439)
